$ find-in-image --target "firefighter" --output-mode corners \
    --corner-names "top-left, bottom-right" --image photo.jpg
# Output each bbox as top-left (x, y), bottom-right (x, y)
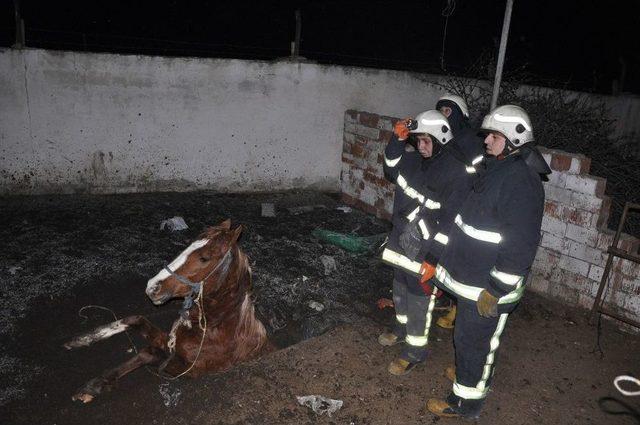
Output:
top-left (433, 94), bottom-right (485, 329)
top-left (379, 110), bottom-right (469, 375)
top-left (426, 105), bottom-right (545, 419)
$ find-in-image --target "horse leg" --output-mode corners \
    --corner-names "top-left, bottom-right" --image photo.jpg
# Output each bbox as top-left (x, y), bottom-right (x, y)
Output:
top-left (72, 346), bottom-right (164, 403)
top-left (64, 315), bottom-right (168, 351)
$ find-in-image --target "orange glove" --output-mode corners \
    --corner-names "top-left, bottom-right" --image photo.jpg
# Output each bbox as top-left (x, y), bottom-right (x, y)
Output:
top-left (393, 118), bottom-right (411, 141)
top-left (419, 261), bottom-right (436, 284)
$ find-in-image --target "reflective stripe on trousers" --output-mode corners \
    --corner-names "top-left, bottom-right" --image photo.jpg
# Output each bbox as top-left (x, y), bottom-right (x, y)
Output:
top-left (405, 292), bottom-right (437, 347)
top-left (453, 313), bottom-right (509, 400)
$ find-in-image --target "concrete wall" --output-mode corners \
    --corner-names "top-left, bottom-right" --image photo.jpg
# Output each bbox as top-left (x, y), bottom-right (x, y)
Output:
top-left (2, 48), bottom-right (639, 195)
top-left (340, 110), bottom-right (640, 332)
top-left (0, 48), bottom-right (452, 194)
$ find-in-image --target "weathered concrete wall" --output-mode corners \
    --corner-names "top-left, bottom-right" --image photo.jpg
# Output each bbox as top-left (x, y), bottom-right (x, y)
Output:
top-left (340, 110), bottom-right (640, 332)
top-left (0, 48), bottom-right (451, 194)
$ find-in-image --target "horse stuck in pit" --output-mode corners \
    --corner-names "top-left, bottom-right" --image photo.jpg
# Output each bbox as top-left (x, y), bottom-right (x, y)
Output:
top-left (64, 219), bottom-right (268, 403)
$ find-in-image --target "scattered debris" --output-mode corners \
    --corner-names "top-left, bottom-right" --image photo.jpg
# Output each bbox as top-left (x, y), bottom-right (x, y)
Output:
top-left (376, 298), bottom-right (394, 310)
top-left (287, 206), bottom-right (313, 215)
top-left (296, 395), bottom-right (343, 417)
top-left (319, 255), bottom-right (337, 276)
top-left (261, 203), bottom-right (276, 217)
top-left (158, 382), bottom-right (182, 407)
top-left (308, 301), bottom-right (325, 312)
top-left (287, 205), bottom-right (328, 215)
top-left (312, 229), bottom-right (386, 253)
top-left (7, 266), bottom-right (22, 275)
top-left (336, 206), bottom-right (352, 213)
top-left (302, 275), bottom-right (309, 282)
top-left (160, 216), bottom-right (188, 231)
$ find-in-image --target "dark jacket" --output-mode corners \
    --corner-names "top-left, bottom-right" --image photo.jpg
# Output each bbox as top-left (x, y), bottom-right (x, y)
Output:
top-left (382, 135), bottom-right (434, 275)
top-left (382, 134), bottom-right (468, 275)
top-left (435, 153), bottom-right (545, 313)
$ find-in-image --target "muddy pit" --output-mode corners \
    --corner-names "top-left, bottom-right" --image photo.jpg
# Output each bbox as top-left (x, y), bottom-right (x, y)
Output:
top-left (1, 191), bottom-right (639, 425)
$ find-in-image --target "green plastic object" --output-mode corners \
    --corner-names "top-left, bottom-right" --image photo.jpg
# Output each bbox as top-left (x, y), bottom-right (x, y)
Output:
top-left (312, 229), bottom-right (386, 253)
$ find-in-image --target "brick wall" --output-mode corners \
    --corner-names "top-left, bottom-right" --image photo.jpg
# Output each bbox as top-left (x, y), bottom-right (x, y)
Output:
top-left (340, 110), bottom-right (640, 329)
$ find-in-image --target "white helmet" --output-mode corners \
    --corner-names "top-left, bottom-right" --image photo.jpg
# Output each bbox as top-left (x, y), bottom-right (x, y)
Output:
top-left (409, 110), bottom-right (452, 145)
top-left (480, 105), bottom-right (534, 148)
top-left (437, 94), bottom-right (469, 118)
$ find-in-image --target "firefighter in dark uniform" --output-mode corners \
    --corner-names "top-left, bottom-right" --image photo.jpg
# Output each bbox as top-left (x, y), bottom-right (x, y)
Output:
top-left (425, 105), bottom-right (545, 419)
top-left (379, 110), bottom-right (470, 375)
top-left (433, 94), bottom-right (485, 329)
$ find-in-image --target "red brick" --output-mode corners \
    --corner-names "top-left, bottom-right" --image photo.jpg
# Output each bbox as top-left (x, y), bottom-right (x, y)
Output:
top-left (562, 207), bottom-right (592, 227)
top-left (359, 111), bottom-right (379, 128)
top-left (351, 143), bottom-right (365, 158)
top-left (544, 200), bottom-right (561, 219)
top-left (378, 130), bottom-right (393, 144)
top-left (341, 154), bottom-right (354, 165)
top-left (550, 153), bottom-right (572, 172)
top-left (364, 171), bottom-right (390, 188)
top-left (579, 157), bottom-right (591, 174)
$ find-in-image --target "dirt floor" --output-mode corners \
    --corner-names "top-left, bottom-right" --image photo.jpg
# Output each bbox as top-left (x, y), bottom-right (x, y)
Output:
top-left (1, 191), bottom-right (639, 425)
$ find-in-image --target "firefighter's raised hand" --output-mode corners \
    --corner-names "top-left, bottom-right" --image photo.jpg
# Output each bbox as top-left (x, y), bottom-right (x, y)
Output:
top-left (393, 119), bottom-right (411, 141)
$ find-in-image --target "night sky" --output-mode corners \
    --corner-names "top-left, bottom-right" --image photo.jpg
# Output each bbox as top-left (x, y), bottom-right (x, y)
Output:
top-left (1, 0), bottom-right (639, 95)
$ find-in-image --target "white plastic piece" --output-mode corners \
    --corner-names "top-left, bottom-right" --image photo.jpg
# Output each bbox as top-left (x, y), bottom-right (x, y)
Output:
top-left (160, 216), bottom-right (189, 231)
top-left (296, 395), bottom-right (343, 417)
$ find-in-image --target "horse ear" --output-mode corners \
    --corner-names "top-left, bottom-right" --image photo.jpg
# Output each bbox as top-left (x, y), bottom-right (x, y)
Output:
top-left (219, 219), bottom-right (232, 229)
top-left (231, 225), bottom-right (243, 243)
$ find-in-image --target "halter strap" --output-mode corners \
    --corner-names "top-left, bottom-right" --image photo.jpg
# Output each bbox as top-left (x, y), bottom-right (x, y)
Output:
top-left (163, 249), bottom-right (234, 317)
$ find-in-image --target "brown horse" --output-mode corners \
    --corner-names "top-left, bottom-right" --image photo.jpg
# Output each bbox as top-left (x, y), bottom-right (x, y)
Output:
top-left (65, 219), bottom-right (268, 403)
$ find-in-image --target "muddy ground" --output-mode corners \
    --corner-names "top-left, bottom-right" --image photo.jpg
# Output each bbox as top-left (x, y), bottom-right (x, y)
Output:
top-left (1, 191), bottom-right (639, 425)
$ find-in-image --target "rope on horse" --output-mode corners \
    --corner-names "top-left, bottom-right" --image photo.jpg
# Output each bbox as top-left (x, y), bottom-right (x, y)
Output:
top-left (161, 283), bottom-right (208, 380)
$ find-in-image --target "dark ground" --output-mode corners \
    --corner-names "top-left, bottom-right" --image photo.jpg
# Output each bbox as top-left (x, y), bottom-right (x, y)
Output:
top-left (0, 191), bottom-right (639, 425)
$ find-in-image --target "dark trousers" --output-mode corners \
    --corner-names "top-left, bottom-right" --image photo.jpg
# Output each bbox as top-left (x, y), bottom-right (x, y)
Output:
top-left (392, 268), bottom-right (437, 363)
top-left (452, 301), bottom-right (510, 406)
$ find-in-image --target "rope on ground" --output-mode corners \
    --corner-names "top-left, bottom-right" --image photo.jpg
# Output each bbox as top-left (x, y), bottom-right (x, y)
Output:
top-left (615, 375), bottom-right (640, 396)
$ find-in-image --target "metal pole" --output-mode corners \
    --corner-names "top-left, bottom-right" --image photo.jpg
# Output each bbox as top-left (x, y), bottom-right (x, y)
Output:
top-left (13, 0), bottom-right (25, 48)
top-left (490, 0), bottom-right (514, 110)
top-left (293, 9), bottom-right (301, 59)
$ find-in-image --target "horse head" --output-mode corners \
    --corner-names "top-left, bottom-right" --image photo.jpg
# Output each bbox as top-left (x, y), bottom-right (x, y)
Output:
top-left (145, 219), bottom-right (243, 306)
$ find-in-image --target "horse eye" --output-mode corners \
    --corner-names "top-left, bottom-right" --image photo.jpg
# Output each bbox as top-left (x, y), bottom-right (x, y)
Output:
top-left (199, 256), bottom-right (210, 263)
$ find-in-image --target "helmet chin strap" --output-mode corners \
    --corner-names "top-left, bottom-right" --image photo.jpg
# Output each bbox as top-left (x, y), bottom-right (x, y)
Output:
top-left (497, 140), bottom-right (517, 160)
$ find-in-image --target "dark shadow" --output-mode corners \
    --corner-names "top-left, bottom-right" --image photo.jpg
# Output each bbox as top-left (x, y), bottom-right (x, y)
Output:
top-left (598, 397), bottom-right (640, 424)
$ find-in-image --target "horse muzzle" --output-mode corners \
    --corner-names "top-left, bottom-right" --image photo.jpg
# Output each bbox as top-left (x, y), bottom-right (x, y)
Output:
top-left (146, 283), bottom-right (170, 305)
